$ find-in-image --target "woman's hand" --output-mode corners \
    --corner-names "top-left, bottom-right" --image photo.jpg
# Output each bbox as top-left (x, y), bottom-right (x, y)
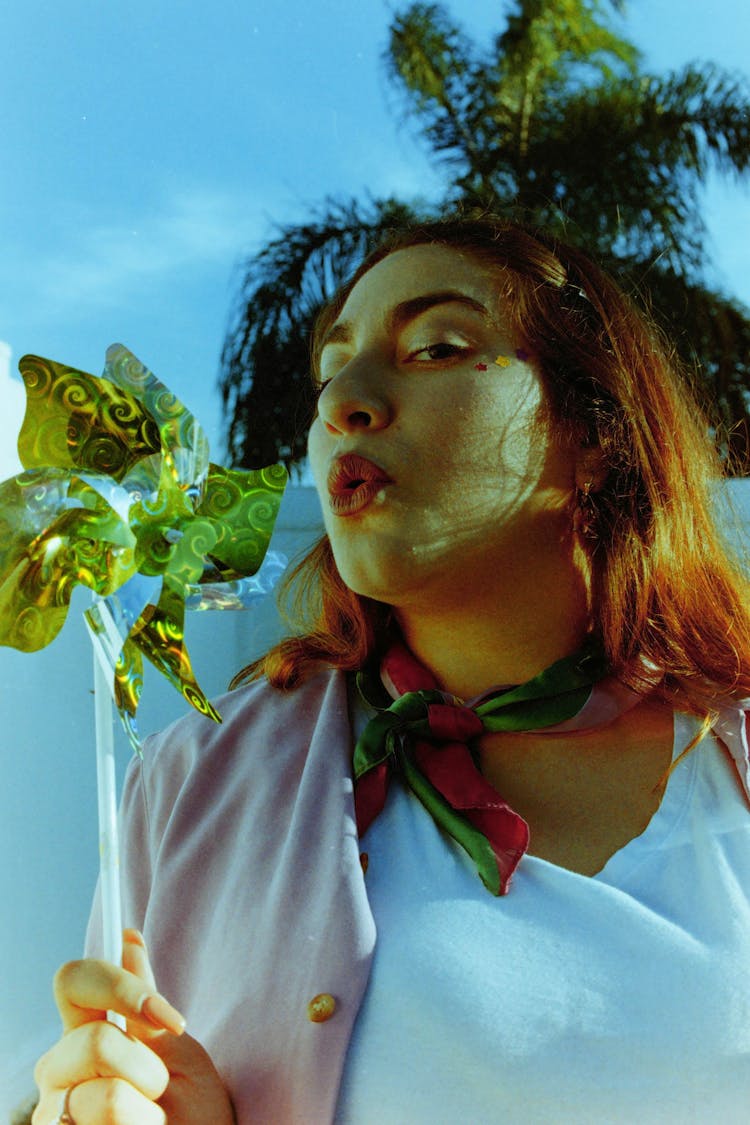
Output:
top-left (32, 930), bottom-right (235, 1125)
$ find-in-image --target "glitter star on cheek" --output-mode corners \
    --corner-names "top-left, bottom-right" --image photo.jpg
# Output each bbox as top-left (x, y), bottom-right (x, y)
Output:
top-left (494, 355), bottom-right (512, 368)
top-left (474, 362), bottom-right (488, 371)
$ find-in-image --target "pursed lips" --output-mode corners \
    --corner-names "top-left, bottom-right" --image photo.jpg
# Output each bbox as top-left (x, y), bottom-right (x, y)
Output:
top-left (326, 452), bottom-right (393, 516)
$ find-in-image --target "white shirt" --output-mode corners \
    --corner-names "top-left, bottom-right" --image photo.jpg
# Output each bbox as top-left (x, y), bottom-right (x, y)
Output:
top-left (336, 713), bottom-right (750, 1123)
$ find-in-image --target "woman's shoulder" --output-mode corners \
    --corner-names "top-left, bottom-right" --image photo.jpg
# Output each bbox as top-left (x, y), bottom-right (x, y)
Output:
top-left (137, 665), bottom-right (351, 795)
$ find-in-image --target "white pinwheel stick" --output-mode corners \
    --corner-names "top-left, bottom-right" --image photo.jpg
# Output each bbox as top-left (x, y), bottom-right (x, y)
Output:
top-left (88, 599), bottom-right (128, 1031)
top-left (83, 548), bottom-right (288, 1030)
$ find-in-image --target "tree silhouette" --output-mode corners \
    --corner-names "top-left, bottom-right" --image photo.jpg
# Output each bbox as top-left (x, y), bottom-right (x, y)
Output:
top-left (220, 0), bottom-right (750, 472)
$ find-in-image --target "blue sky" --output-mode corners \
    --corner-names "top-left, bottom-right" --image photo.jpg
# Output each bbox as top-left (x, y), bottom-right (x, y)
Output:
top-left (1, 0), bottom-right (749, 473)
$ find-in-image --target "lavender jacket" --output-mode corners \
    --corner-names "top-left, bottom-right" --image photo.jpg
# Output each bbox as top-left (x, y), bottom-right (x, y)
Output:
top-left (87, 670), bottom-right (376, 1125)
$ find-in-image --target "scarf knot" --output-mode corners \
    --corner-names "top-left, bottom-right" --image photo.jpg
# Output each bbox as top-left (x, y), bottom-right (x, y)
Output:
top-left (353, 638), bottom-right (641, 895)
top-left (426, 701), bottom-right (485, 742)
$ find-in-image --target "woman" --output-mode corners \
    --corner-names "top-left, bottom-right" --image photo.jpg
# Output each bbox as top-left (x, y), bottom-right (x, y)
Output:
top-left (33, 217), bottom-right (750, 1123)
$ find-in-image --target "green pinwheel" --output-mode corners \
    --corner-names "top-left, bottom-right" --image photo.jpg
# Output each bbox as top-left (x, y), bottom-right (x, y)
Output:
top-left (0, 343), bottom-right (287, 747)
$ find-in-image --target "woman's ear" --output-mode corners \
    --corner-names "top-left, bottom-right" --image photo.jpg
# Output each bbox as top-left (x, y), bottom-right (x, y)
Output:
top-left (575, 445), bottom-right (608, 491)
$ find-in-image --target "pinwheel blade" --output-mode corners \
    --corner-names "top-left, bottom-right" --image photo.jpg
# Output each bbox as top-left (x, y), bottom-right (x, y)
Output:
top-left (0, 470), bottom-right (135, 652)
top-left (3, 346), bottom-right (288, 744)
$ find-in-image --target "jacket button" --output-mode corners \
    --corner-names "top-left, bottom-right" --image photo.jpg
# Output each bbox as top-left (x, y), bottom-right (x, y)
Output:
top-left (308, 993), bottom-right (336, 1023)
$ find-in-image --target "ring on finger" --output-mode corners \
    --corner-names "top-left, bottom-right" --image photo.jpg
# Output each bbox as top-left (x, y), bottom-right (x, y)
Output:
top-left (50, 1085), bottom-right (77, 1125)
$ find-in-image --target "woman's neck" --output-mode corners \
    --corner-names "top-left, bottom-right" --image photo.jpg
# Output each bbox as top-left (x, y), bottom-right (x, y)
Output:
top-left (384, 493), bottom-right (596, 698)
top-left (393, 568), bottom-right (592, 700)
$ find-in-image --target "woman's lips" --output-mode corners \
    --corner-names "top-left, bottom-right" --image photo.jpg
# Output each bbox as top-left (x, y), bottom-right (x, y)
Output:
top-left (327, 453), bottom-right (392, 516)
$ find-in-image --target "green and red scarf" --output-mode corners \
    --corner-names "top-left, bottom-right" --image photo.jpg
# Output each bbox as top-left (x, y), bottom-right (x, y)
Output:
top-left (353, 639), bottom-right (648, 895)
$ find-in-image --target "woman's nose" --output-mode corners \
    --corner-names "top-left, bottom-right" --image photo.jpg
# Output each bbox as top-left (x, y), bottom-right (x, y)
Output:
top-left (316, 363), bottom-right (391, 435)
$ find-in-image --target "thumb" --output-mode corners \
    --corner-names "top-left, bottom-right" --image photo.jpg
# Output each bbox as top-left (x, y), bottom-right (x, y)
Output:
top-left (122, 928), bottom-right (158, 990)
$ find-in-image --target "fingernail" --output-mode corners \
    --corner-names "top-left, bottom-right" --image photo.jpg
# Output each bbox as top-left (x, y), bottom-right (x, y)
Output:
top-left (124, 928), bottom-right (147, 948)
top-left (140, 992), bottom-right (186, 1035)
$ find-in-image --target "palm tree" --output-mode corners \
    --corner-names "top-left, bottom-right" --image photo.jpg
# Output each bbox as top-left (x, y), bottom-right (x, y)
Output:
top-left (220, 0), bottom-right (750, 472)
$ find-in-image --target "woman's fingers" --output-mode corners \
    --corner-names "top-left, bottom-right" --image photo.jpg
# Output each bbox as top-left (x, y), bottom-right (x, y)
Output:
top-left (35, 1077), bottom-right (167, 1125)
top-left (53, 958), bottom-right (185, 1036)
top-left (121, 929), bottom-right (157, 990)
top-left (35, 937), bottom-right (191, 1125)
top-left (34, 1019), bottom-right (170, 1102)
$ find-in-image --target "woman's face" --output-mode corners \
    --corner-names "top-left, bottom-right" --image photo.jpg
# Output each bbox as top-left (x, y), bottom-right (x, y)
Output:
top-left (307, 244), bottom-right (581, 610)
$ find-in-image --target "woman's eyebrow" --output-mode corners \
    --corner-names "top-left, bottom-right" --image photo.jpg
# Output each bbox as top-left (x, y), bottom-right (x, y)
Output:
top-left (320, 290), bottom-right (490, 349)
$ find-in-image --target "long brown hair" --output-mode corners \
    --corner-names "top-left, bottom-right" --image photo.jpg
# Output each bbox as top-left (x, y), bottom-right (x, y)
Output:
top-left (234, 216), bottom-right (750, 713)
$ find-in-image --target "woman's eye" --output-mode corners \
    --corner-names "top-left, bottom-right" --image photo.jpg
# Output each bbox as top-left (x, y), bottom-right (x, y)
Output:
top-left (411, 342), bottom-right (469, 362)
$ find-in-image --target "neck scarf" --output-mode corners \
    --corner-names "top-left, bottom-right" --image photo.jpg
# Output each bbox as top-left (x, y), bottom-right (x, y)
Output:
top-left (353, 639), bottom-right (647, 895)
